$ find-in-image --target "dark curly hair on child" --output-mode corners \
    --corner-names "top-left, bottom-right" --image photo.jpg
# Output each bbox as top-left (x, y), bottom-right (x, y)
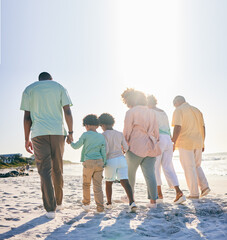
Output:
top-left (99, 113), bottom-right (115, 126)
top-left (83, 114), bottom-right (99, 126)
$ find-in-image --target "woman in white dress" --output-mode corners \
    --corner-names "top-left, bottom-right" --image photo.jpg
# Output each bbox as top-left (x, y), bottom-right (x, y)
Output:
top-left (147, 95), bottom-right (186, 204)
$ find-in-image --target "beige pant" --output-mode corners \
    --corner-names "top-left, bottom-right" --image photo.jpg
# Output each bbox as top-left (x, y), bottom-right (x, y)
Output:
top-left (82, 159), bottom-right (104, 212)
top-left (179, 148), bottom-right (209, 197)
top-left (32, 135), bottom-right (65, 212)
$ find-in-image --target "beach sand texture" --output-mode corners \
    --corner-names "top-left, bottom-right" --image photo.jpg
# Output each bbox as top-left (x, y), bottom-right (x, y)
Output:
top-left (0, 155), bottom-right (227, 240)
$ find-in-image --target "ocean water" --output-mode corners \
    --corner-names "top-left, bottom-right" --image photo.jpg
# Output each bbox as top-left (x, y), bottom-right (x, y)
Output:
top-left (173, 152), bottom-right (227, 177)
top-left (64, 152), bottom-right (227, 180)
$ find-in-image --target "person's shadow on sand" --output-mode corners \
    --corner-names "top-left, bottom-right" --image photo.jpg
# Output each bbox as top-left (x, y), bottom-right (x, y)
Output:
top-left (188, 197), bottom-right (226, 239)
top-left (45, 211), bottom-right (104, 240)
top-left (0, 215), bottom-right (52, 239)
top-left (133, 202), bottom-right (204, 239)
top-left (98, 209), bottom-right (137, 239)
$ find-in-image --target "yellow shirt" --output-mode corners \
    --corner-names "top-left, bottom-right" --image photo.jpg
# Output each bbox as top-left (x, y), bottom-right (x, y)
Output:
top-left (172, 103), bottom-right (205, 150)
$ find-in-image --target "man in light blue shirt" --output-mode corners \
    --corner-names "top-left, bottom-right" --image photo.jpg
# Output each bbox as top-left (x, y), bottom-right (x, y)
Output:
top-left (20, 72), bottom-right (73, 219)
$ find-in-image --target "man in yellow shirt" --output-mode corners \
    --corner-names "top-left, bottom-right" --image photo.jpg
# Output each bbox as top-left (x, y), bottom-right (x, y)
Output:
top-left (171, 96), bottom-right (210, 199)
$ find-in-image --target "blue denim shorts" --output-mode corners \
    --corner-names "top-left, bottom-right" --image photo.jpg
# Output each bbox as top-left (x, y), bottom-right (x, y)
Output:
top-left (105, 156), bottom-right (128, 181)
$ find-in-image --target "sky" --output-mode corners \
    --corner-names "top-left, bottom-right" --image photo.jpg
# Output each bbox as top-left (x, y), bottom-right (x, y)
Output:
top-left (0, 0), bottom-right (227, 162)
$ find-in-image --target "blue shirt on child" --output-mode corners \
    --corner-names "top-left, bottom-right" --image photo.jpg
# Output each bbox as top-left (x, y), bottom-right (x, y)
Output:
top-left (71, 131), bottom-right (106, 164)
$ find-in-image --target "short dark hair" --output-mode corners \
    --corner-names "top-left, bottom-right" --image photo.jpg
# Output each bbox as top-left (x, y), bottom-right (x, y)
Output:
top-left (38, 72), bottom-right (52, 81)
top-left (147, 95), bottom-right (157, 107)
top-left (99, 113), bottom-right (115, 126)
top-left (83, 114), bottom-right (99, 126)
top-left (121, 88), bottom-right (147, 107)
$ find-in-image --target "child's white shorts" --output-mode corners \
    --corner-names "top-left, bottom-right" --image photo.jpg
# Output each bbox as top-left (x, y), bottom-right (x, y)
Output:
top-left (105, 156), bottom-right (128, 181)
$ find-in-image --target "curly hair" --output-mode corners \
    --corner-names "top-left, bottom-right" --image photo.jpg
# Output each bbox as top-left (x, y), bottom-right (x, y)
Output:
top-left (147, 95), bottom-right (157, 107)
top-left (99, 113), bottom-right (115, 126)
top-left (121, 88), bottom-right (147, 107)
top-left (83, 114), bottom-right (99, 126)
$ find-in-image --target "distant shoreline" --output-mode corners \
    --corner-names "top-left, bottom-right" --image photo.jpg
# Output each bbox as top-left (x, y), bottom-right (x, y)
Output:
top-left (0, 159), bottom-right (78, 169)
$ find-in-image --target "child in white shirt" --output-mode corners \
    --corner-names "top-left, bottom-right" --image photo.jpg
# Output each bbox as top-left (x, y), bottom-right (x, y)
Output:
top-left (99, 113), bottom-right (137, 212)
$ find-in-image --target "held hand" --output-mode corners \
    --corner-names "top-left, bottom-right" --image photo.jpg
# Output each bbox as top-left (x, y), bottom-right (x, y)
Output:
top-left (202, 147), bottom-right (205, 152)
top-left (25, 140), bottom-right (33, 154)
top-left (66, 134), bottom-right (73, 144)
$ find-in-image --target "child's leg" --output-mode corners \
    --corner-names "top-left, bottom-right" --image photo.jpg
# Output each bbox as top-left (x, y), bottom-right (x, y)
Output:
top-left (93, 160), bottom-right (104, 212)
top-left (106, 181), bottom-right (113, 205)
top-left (82, 161), bottom-right (94, 206)
top-left (120, 179), bottom-right (134, 205)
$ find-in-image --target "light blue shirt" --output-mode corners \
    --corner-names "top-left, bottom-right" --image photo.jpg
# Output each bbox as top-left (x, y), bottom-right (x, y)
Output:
top-left (20, 80), bottom-right (72, 138)
top-left (71, 131), bottom-right (106, 165)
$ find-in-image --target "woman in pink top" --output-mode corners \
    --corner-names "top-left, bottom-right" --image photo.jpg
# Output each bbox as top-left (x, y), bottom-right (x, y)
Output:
top-left (122, 89), bottom-right (161, 208)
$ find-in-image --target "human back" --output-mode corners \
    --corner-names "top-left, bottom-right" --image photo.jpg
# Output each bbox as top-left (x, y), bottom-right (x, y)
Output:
top-left (78, 131), bottom-right (106, 162)
top-left (153, 110), bottom-right (171, 136)
top-left (103, 129), bottom-right (128, 160)
top-left (172, 102), bottom-right (204, 150)
top-left (124, 105), bottom-right (160, 158)
top-left (21, 80), bottom-right (71, 138)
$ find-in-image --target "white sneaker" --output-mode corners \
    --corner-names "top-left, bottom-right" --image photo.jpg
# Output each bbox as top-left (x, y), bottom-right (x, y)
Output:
top-left (174, 195), bottom-right (186, 204)
top-left (56, 204), bottom-right (64, 210)
top-left (46, 211), bottom-right (56, 219)
top-left (156, 198), bottom-right (164, 204)
top-left (105, 203), bottom-right (113, 209)
top-left (128, 202), bottom-right (137, 213)
top-left (146, 203), bottom-right (157, 208)
top-left (82, 205), bottom-right (90, 212)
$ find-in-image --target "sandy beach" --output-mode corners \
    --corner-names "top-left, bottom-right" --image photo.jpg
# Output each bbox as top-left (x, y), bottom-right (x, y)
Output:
top-left (0, 156), bottom-right (227, 240)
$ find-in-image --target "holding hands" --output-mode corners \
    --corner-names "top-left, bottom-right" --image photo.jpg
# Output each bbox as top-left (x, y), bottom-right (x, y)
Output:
top-left (67, 132), bottom-right (73, 144)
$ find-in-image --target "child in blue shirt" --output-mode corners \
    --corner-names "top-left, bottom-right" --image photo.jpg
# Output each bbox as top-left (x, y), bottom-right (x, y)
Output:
top-left (68, 114), bottom-right (106, 213)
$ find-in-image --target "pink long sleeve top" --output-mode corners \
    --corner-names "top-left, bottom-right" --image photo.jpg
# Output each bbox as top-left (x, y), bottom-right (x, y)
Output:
top-left (123, 105), bottom-right (160, 158)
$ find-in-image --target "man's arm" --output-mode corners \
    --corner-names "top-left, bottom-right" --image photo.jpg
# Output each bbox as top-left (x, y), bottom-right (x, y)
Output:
top-left (171, 125), bottom-right (181, 152)
top-left (202, 126), bottom-right (206, 152)
top-left (203, 126), bottom-right (206, 140)
top-left (63, 105), bottom-right (73, 143)
top-left (24, 111), bottom-right (33, 154)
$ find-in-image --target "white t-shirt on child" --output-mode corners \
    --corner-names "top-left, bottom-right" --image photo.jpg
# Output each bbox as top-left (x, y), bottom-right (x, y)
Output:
top-left (102, 130), bottom-right (129, 160)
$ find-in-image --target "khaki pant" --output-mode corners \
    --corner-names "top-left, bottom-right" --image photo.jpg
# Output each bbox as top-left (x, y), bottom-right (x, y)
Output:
top-left (82, 159), bottom-right (104, 212)
top-left (32, 135), bottom-right (65, 212)
top-left (179, 148), bottom-right (209, 197)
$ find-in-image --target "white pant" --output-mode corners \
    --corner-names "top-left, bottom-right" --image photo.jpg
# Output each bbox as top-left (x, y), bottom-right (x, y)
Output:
top-left (179, 148), bottom-right (209, 197)
top-left (155, 134), bottom-right (179, 187)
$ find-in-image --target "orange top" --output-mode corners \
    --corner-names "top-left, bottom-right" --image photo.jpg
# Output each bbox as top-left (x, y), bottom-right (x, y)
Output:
top-left (123, 106), bottom-right (160, 158)
top-left (172, 103), bottom-right (205, 150)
